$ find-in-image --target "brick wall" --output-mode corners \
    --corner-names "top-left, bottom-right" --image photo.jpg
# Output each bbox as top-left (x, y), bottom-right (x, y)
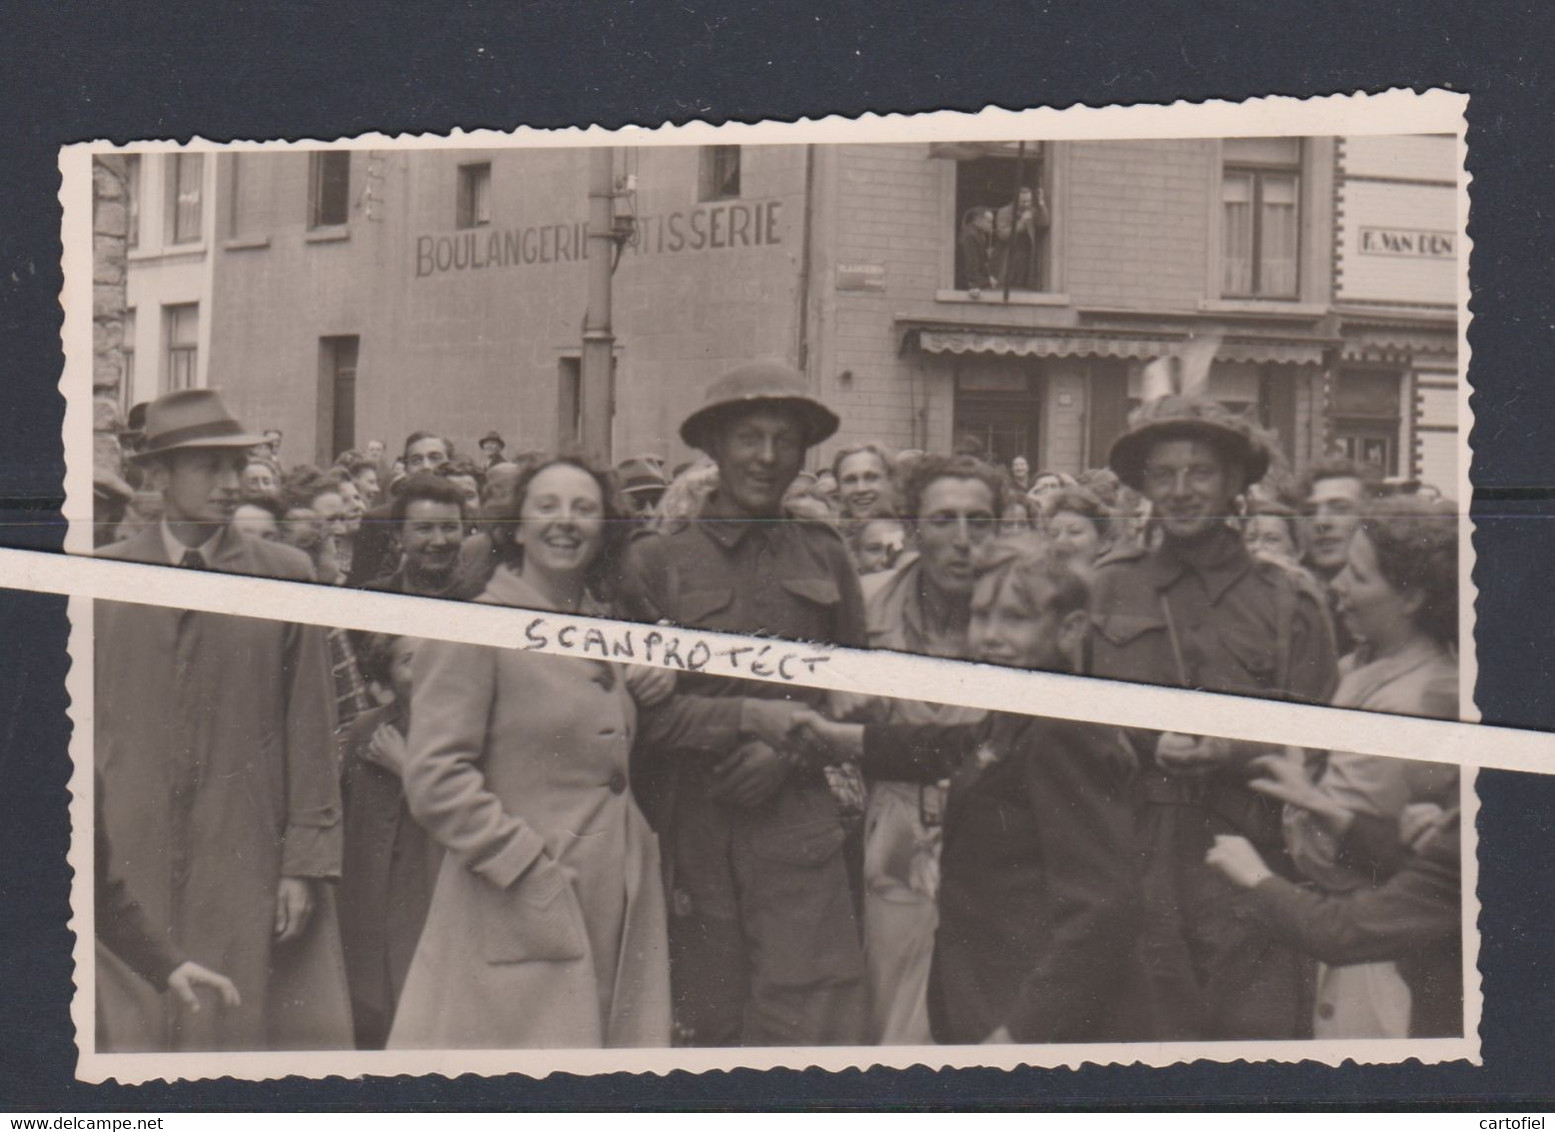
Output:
top-left (1064, 139), bottom-right (1214, 310)
top-left (814, 138), bottom-right (1233, 469)
top-left (206, 145), bottom-right (808, 468)
top-left (92, 156), bottom-right (129, 481)
top-left (815, 144), bottom-right (946, 461)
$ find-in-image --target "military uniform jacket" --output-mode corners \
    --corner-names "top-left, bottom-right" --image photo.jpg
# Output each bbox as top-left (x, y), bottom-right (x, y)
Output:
top-left (1089, 525), bottom-right (1337, 842)
top-left (616, 494), bottom-right (868, 827)
top-left (1090, 525), bottom-right (1337, 705)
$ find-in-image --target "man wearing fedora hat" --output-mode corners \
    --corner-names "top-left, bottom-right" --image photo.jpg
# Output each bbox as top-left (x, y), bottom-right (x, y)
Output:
top-left (477, 430), bottom-right (506, 469)
top-left (1091, 395), bottom-right (1338, 1042)
top-left (94, 389), bottom-right (352, 1051)
top-left (618, 360), bottom-right (869, 1047)
top-left (613, 455), bottom-right (669, 518)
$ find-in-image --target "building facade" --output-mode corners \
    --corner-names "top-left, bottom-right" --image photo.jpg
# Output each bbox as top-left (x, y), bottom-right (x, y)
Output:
top-left (117, 135), bottom-right (1462, 489)
top-left (1330, 134), bottom-right (1460, 492)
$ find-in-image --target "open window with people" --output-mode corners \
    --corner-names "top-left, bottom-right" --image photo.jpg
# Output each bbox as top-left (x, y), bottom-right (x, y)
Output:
top-left (937, 141), bottom-right (1051, 298)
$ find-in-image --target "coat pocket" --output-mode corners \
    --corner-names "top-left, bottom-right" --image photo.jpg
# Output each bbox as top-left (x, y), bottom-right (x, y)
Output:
top-left (750, 815), bottom-right (846, 867)
top-left (742, 816), bottom-right (864, 986)
top-left (478, 860), bottom-right (587, 965)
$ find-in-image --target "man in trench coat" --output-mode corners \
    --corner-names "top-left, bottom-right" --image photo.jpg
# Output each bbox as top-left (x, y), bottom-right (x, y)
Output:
top-left (95, 389), bottom-right (353, 1051)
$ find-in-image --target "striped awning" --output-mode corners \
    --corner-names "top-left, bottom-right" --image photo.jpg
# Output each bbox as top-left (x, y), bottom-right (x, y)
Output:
top-left (1339, 323), bottom-right (1456, 363)
top-left (912, 328), bottom-right (1326, 367)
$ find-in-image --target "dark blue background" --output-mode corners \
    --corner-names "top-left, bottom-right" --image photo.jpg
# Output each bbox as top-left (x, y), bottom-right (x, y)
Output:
top-left (3, 0), bottom-right (1553, 1109)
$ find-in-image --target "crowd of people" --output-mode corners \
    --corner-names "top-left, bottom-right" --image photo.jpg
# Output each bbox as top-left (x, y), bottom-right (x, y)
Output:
top-left (90, 363), bottom-right (1463, 1053)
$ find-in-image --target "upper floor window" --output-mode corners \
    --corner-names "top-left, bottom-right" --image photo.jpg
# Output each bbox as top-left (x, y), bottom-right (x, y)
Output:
top-left (698, 145), bottom-right (741, 202)
top-left (125, 155), bottom-right (141, 249)
top-left (163, 303), bottom-right (199, 393)
top-left (943, 141), bottom-right (1050, 294)
top-left (457, 162), bottom-right (492, 229)
top-left (309, 151), bottom-right (351, 229)
top-left (1221, 137), bottom-right (1301, 299)
top-left (167, 153), bottom-right (204, 245)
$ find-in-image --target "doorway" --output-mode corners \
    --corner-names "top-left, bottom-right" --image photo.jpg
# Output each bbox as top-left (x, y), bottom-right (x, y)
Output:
top-left (952, 360), bottom-right (1043, 469)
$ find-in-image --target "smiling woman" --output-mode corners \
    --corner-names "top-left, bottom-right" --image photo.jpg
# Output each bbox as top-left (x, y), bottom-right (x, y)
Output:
top-left (388, 453), bottom-right (671, 1049)
top-left (488, 456), bottom-right (632, 605)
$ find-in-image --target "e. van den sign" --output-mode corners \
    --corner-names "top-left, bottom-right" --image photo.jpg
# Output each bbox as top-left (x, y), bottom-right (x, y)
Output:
top-left (1358, 227), bottom-right (1455, 258)
top-left (415, 199), bottom-right (784, 278)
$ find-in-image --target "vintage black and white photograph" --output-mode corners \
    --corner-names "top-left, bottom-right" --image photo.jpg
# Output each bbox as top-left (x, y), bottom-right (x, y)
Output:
top-left (59, 93), bottom-right (1478, 1080)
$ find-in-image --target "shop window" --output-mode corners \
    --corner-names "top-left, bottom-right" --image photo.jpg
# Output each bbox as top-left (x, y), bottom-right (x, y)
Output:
top-left (309, 151), bottom-right (351, 229)
top-left (1331, 368), bottom-right (1402, 476)
top-left (1221, 137), bottom-right (1301, 299)
top-left (457, 162), bottom-right (492, 229)
top-left (167, 153), bottom-right (204, 245)
top-left (125, 155), bottom-right (141, 249)
top-left (952, 363), bottom-right (1043, 468)
top-left (698, 146), bottom-right (741, 202)
top-left (163, 303), bottom-right (199, 392)
top-left (318, 336), bottom-right (360, 464)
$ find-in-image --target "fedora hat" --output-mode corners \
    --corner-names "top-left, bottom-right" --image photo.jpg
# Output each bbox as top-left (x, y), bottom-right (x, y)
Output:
top-left (131, 389), bottom-right (268, 462)
top-left (479, 430), bottom-right (506, 447)
top-left (1108, 395), bottom-right (1270, 491)
top-left (679, 361), bottom-right (839, 452)
top-left (613, 455), bottom-right (669, 496)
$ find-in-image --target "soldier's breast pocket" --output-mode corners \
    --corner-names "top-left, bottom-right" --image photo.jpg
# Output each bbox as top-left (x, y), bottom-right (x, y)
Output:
top-left (677, 587), bottom-right (738, 631)
top-left (1217, 621), bottom-right (1279, 688)
top-left (1092, 613), bottom-right (1170, 673)
top-left (777, 576), bottom-right (841, 640)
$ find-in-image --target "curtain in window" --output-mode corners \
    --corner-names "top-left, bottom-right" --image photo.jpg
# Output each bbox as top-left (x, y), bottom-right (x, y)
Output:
top-left (166, 305), bottom-right (199, 392)
top-left (1221, 171), bottom-right (1254, 294)
top-left (1259, 172), bottom-right (1299, 296)
top-left (172, 154), bottom-right (204, 244)
top-left (312, 153), bottom-right (351, 228)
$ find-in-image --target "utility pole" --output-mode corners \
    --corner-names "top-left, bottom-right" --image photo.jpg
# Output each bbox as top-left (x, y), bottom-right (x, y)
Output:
top-left (581, 147), bottom-right (615, 464)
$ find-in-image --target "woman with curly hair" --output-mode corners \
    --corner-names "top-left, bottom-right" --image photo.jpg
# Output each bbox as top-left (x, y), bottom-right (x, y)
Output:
top-left (1038, 486), bottom-right (1112, 569)
top-left (1222, 494), bottom-right (1461, 1039)
top-left (389, 456), bottom-right (671, 1048)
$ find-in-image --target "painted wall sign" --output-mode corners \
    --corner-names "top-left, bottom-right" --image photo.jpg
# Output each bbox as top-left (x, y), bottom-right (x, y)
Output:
top-left (836, 262), bottom-right (886, 291)
top-left (1358, 227), bottom-right (1455, 258)
top-left (414, 199), bottom-right (785, 278)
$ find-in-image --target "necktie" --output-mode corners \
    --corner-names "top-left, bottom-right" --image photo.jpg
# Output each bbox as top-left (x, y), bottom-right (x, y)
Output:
top-left (180, 549), bottom-right (206, 570)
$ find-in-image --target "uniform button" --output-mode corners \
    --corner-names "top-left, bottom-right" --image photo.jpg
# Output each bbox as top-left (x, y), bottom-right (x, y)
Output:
top-left (608, 771), bottom-right (627, 795)
top-left (1316, 1002), bottom-right (1336, 1021)
top-left (672, 887), bottom-right (694, 918)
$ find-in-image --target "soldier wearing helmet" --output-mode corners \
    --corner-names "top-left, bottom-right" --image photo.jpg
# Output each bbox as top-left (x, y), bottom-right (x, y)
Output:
top-left (617, 360), bottom-right (868, 1047)
top-left (1092, 395), bottom-right (1339, 1041)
